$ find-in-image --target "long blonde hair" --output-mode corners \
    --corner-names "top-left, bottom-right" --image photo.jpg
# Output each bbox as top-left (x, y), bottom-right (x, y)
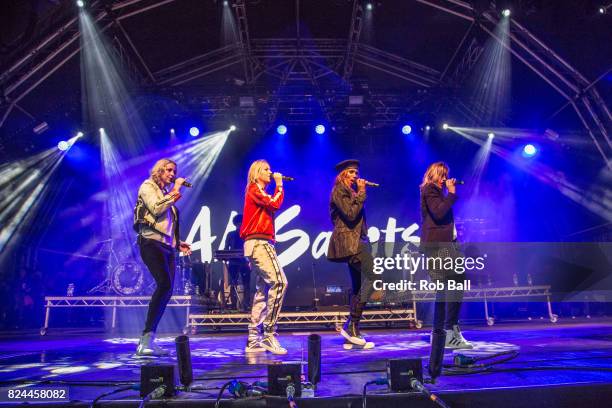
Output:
top-left (245, 159), bottom-right (270, 193)
top-left (150, 158), bottom-right (177, 188)
top-left (420, 161), bottom-right (449, 188)
top-left (334, 168), bottom-right (356, 190)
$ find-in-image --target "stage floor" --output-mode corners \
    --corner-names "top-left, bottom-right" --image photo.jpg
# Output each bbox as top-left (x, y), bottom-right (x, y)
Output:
top-left (1, 319), bottom-right (612, 407)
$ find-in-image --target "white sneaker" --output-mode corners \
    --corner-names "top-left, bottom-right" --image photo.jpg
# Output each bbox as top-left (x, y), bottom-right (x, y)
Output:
top-left (260, 333), bottom-right (287, 355)
top-left (136, 332), bottom-right (169, 356)
top-left (245, 337), bottom-right (265, 353)
top-left (445, 325), bottom-right (473, 350)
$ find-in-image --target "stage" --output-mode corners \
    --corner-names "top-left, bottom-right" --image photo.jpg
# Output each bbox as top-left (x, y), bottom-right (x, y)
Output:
top-left (1, 319), bottom-right (612, 407)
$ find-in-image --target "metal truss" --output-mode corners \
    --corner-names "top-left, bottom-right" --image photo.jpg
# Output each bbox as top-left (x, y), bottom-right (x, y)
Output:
top-left (354, 43), bottom-right (440, 87)
top-left (343, 0), bottom-right (364, 81)
top-left (417, 0), bottom-right (611, 167)
top-left (408, 285), bottom-right (552, 301)
top-left (189, 309), bottom-right (416, 330)
top-left (190, 285), bottom-right (556, 331)
top-left (232, 0), bottom-right (257, 84)
top-left (155, 44), bottom-right (243, 86)
top-left (411, 285), bottom-right (556, 326)
top-left (0, 0), bottom-right (179, 128)
top-left (41, 294), bottom-right (202, 335)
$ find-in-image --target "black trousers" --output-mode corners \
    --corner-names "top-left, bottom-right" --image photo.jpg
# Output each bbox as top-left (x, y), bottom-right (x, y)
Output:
top-left (433, 275), bottom-right (464, 331)
top-left (425, 243), bottom-right (465, 331)
top-left (139, 237), bottom-right (176, 335)
top-left (346, 242), bottom-right (375, 322)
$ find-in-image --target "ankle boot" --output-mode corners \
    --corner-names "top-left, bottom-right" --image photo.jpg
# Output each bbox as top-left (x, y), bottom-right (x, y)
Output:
top-left (428, 329), bottom-right (446, 381)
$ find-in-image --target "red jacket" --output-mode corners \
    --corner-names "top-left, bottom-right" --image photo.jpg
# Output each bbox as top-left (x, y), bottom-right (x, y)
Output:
top-left (239, 183), bottom-right (284, 242)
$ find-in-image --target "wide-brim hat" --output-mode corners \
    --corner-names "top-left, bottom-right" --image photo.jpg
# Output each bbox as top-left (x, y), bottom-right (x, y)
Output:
top-left (335, 159), bottom-right (360, 173)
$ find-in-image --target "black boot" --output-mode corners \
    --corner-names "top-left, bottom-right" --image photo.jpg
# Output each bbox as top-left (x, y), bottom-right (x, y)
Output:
top-left (428, 329), bottom-right (446, 382)
top-left (341, 318), bottom-right (366, 345)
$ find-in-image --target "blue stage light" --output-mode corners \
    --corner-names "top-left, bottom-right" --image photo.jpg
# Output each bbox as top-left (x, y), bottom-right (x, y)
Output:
top-left (277, 125), bottom-right (287, 135)
top-left (402, 125), bottom-right (412, 135)
top-left (315, 124), bottom-right (326, 134)
top-left (189, 127), bottom-right (200, 137)
top-left (523, 144), bottom-right (537, 157)
top-left (58, 141), bottom-right (69, 151)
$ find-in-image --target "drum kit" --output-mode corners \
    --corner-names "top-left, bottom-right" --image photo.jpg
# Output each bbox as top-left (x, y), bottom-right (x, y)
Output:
top-left (87, 240), bottom-right (249, 311)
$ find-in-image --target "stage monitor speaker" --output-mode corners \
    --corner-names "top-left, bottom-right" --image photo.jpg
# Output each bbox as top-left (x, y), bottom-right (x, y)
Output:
top-left (267, 363), bottom-right (301, 397)
top-left (386, 358), bottom-right (423, 392)
top-left (140, 363), bottom-right (176, 398)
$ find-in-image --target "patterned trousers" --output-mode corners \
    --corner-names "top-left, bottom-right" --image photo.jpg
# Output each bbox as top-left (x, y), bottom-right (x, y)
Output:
top-left (244, 239), bottom-right (288, 338)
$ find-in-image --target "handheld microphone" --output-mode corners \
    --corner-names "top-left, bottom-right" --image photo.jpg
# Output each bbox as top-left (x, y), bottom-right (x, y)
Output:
top-left (172, 178), bottom-right (193, 188)
top-left (281, 175), bottom-right (294, 181)
top-left (443, 179), bottom-right (465, 185)
top-left (364, 180), bottom-right (380, 187)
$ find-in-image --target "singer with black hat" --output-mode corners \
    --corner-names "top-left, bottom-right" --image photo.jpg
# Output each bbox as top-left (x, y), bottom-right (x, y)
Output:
top-left (327, 159), bottom-right (377, 348)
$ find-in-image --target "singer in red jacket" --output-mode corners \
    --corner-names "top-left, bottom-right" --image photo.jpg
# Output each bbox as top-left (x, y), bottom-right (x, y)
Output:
top-left (239, 159), bottom-right (288, 355)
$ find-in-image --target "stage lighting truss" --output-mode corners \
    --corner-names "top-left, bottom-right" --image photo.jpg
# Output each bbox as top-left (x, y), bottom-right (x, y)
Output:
top-left (414, 0), bottom-right (611, 168)
top-left (0, 0), bottom-right (609, 167)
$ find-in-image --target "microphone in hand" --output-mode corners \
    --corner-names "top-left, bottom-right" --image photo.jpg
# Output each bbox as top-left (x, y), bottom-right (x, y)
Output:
top-left (443, 178), bottom-right (464, 186)
top-left (281, 175), bottom-right (295, 181)
top-left (364, 180), bottom-right (380, 187)
top-left (172, 178), bottom-right (193, 188)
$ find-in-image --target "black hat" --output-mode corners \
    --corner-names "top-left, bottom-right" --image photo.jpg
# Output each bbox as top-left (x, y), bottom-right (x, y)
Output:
top-left (335, 159), bottom-right (360, 173)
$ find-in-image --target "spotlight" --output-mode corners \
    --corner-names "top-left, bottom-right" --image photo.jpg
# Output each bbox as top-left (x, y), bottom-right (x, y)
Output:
top-left (229, 125), bottom-right (237, 132)
top-left (99, 128), bottom-right (105, 134)
top-left (523, 144), bottom-right (537, 157)
top-left (442, 123), bottom-right (449, 130)
top-left (189, 127), bottom-right (200, 137)
top-left (315, 124), bottom-right (326, 135)
top-left (401, 125), bottom-right (412, 135)
top-left (488, 132), bottom-right (495, 138)
top-left (425, 125), bottom-right (431, 131)
top-left (502, 9), bottom-right (511, 17)
top-left (76, 0), bottom-right (85, 8)
top-left (170, 128), bottom-right (176, 134)
top-left (599, 6), bottom-right (606, 14)
top-left (276, 124), bottom-right (287, 135)
top-left (58, 141), bottom-right (70, 151)
top-left (76, 132), bottom-right (84, 138)
top-left (366, 3), bottom-right (373, 10)
top-left (223, 0), bottom-right (229, 5)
